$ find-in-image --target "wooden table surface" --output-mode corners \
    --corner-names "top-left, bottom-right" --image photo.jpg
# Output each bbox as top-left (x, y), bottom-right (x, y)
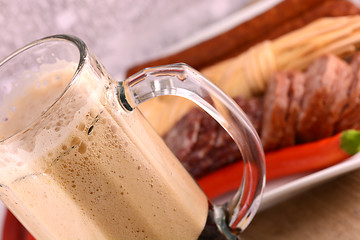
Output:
top-left (242, 169), bottom-right (360, 240)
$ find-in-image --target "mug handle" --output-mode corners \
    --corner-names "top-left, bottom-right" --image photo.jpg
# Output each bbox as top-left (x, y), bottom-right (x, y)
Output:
top-left (118, 63), bottom-right (266, 235)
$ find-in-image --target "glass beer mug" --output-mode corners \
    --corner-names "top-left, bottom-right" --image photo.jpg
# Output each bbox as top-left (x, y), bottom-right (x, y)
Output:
top-left (0, 35), bottom-right (265, 240)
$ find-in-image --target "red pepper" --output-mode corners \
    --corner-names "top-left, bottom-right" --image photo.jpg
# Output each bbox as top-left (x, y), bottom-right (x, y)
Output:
top-left (25, 233), bottom-right (35, 240)
top-left (198, 129), bottom-right (360, 200)
top-left (2, 211), bottom-right (27, 240)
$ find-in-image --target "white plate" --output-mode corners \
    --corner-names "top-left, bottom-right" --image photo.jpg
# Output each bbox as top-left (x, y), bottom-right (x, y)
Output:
top-left (261, 152), bottom-right (360, 210)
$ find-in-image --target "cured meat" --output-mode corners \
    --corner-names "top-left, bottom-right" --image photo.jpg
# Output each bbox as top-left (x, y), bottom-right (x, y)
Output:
top-left (260, 71), bottom-right (305, 151)
top-left (335, 52), bottom-right (360, 131)
top-left (164, 96), bottom-right (263, 178)
top-left (261, 72), bottom-right (290, 151)
top-left (165, 53), bottom-right (359, 179)
top-left (281, 71), bottom-right (305, 148)
top-left (296, 54), bottom-right (353, 142)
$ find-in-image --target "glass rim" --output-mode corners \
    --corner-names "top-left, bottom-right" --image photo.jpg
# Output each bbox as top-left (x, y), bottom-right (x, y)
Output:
top-left (0, 34), bottom-right (88, 143)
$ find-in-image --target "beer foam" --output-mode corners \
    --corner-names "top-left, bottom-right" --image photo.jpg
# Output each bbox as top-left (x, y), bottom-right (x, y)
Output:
top-left (0, 61), bottom-right (76, 140)
top-left (0, 63), bottom-right (80, 175)
top-left (0, 61), bottom-right (104, 172)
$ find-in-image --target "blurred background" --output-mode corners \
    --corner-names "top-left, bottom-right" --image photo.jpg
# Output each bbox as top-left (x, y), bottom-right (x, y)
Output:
top-left (0, 0), bottom-right (269, 79)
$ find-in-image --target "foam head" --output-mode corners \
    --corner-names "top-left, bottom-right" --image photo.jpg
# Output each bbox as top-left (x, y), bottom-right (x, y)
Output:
top-left (0, 40), bottom-right (80, 141)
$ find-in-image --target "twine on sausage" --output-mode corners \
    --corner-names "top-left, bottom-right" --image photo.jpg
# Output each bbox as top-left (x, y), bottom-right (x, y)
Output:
top-left (203, 16), bottom-right (360, 97)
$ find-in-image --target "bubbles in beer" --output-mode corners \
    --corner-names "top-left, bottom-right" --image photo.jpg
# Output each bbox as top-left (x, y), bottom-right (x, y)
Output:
top-left (78, 142), bottom-right (87, 154)
top-left (78, 123), bottom-right (85, 131)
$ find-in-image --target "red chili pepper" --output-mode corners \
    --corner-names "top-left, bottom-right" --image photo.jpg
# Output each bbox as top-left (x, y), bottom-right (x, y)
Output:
top-left (2, 211), bottom-right (27, 240)
top-left (198, 129), bottom-right (360, 200)
top-left (25, 232), bottom-right (35, 240)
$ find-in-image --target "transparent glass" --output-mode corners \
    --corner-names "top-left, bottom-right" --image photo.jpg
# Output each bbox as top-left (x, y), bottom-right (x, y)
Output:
top-left (0, 35), bottom-right (265, 240)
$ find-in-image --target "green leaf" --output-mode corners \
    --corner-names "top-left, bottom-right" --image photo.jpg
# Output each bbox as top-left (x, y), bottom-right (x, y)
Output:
top-left (340, 129), bottom-right (360, 155)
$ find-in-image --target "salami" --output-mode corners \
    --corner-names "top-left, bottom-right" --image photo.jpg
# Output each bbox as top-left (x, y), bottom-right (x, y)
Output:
top-left (164, 96), bottom-right (263, 178)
